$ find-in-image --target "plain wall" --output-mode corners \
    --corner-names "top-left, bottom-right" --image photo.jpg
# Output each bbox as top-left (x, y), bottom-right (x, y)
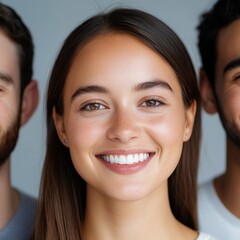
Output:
top-left (1, 0), bottom-right (224, 198)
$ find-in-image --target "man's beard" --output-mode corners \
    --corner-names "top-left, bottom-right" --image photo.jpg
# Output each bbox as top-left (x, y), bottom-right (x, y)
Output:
top-left (216, 99), bottom-right (240, 148)
top-left (0, 114), bottom-right (20, 166)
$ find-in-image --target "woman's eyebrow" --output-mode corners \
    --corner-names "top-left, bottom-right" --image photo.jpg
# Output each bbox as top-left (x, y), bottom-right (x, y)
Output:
top-left (71, 85), bottom-right (109, 102)
top-left (134, 79), bottom-right (173, 92)
top-left (71, 79), bottom-right (173, 102)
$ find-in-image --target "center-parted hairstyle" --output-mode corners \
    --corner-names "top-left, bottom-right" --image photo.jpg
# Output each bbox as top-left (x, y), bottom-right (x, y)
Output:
top-left (33, 8), bottom-right (201, 239)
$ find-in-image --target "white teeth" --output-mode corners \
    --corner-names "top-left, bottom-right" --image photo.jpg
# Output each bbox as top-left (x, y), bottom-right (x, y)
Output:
top-left (101, 153), bottom-right (150, 165)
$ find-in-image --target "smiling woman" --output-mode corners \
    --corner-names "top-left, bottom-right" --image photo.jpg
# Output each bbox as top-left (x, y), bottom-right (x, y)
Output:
top-left (32, 8), bottom-right (209, 240)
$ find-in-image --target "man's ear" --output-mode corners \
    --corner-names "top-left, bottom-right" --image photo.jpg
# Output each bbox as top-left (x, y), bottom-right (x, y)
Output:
top-left (199, 68), bottom-right (217, 114)
top-left (52, 107), bottom-right (68, 147)
top-left (20, 80), bottom-right (39, 126)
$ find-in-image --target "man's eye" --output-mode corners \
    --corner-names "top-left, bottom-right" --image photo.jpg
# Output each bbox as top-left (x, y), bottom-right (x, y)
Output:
top-left (80, 102), bottom-right (106, 111)
top-left (141, 99), bottom-right (163, 108)
top-left (234, 75), bottom-right (240, 81)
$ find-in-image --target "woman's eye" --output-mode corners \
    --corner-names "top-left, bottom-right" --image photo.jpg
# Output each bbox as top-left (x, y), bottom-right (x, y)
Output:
top-left (0, 87), bottom-right (5, 93)
top-left (141, 99), bottom-right (163, 108)
top-left (80, 102), bottom-right (106, 111)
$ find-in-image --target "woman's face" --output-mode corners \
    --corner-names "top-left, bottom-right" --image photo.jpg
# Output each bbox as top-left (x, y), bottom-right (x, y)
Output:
top-left (54, 33), bottom-right (196, 201)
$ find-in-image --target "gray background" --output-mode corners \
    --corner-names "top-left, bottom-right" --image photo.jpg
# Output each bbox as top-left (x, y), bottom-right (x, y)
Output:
top-left (1, 0), bottom-right (224, 198)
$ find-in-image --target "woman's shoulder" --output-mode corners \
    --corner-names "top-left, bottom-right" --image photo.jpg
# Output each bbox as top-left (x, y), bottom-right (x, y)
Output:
top-left (197, 232), bottom-right (218, 240)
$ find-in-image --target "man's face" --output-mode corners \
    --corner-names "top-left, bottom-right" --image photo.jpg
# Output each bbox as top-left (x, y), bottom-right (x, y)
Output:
top-left (214, 19), bottom-right (240, 147)
top-left (0, 117), bottom-right (20, 166)
top-left (0, 31), bottom-right (21, 166)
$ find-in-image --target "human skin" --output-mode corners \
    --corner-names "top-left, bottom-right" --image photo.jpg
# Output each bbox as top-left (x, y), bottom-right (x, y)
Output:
top-left (0, 30), bottom-right (21, 229)
top-left (54, 33), bottom-right (197, 240)
top-left (0, 29), bottom-right (38, 230)
top-left (200, 19), bottom-right (240, 218)
top-left (214, 19), bottom-right (240, 145)
top-left (0, 31), bottom-right (21, 155)
top-left (214, 19), bottom-right (240, 218)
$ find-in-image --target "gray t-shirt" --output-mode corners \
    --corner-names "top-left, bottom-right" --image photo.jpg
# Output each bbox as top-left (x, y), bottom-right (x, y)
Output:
top-left (0, 190), bottom-right (36, 240)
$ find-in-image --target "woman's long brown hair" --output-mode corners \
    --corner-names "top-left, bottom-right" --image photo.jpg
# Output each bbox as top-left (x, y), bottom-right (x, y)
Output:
top-left (33, 8), bottom-right (201, 239)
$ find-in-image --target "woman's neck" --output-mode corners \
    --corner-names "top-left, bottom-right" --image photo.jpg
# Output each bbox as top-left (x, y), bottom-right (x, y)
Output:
top-left (83, 182), bottom-right (196, 240)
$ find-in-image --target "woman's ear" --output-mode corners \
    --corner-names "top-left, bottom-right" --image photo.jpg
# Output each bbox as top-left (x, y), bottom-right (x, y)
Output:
top-left (199, 68), bottom-right (217, 114)
top-left (20, 80), bottom-right (39, 126)
top-left (183, 100), bottom-right (197, 142)
top-left (52, 107), bottom-right (68, 147)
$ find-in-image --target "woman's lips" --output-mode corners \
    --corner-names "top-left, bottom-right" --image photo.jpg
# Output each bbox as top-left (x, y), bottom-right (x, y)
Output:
top-left (97, 151), bottom-right (154, 164)
top-left (96, 152), bottom-right (154, 174)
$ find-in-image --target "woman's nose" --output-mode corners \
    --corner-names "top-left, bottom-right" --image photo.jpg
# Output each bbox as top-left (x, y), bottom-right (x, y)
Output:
top-left (107, 109), bottom-right (140, 143)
